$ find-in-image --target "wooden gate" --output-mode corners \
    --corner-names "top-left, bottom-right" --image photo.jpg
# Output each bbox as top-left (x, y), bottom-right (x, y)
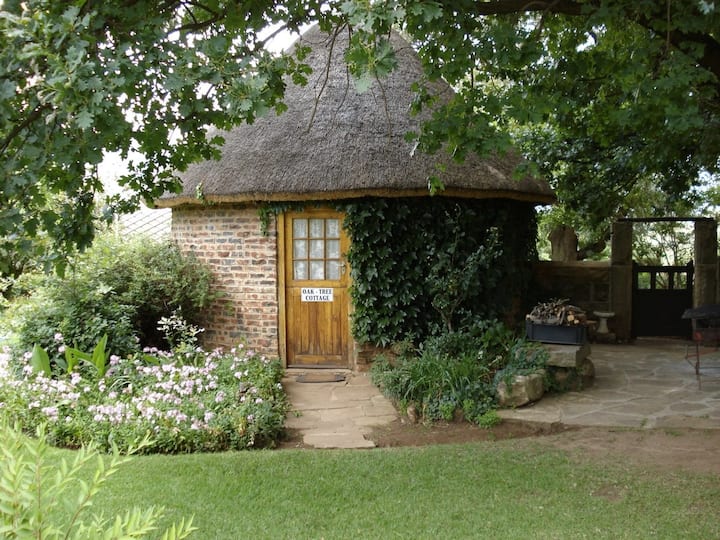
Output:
top-left (632, 262), bottom-right (693, 338)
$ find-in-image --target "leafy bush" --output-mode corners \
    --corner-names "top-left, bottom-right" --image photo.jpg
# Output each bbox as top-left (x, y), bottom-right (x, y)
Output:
top-left (0, 233), bottom-right (215, 362)
top-left (0, 420), bottom-right (196, 539)
top-left (97, 237), bottom-right (216, 347)
top-left (1, 270), bottom-right (138, 366)
top-left (371, 322), bottom-right (548, 425)
top-left (0, 342), bottom-right (289, 453)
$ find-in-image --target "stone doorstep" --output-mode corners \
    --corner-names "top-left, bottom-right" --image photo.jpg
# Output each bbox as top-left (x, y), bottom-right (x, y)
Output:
top-left (303, 432), bottom-right (376, 449)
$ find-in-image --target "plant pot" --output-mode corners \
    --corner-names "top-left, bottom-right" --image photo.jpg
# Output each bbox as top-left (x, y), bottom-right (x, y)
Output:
top-left (525, 320), bottom-right (587, 345)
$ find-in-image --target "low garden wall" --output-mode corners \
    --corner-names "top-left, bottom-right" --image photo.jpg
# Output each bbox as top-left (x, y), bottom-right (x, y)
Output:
top-left (531, 261), bottom-right (612, 317)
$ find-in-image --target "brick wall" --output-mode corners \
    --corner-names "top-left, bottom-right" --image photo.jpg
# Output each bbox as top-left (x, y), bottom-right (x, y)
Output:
top-left (171, 205), bottom-right (279, 355)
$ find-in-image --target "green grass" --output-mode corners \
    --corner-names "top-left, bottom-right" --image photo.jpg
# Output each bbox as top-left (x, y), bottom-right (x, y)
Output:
top-left (81, 440), bottom-right (720, 539)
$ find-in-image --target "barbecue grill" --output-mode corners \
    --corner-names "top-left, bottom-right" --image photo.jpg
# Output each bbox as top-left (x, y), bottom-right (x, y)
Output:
top-left (681, 304), bottom-right (720, 375)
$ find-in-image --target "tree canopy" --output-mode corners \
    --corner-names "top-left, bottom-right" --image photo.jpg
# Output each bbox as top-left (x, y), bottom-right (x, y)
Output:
top-left (1, 0), bottom-right (718, 271)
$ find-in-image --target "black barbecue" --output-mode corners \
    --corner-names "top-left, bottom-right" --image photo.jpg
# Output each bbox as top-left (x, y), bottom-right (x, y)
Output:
top-left (681, 304), bottom-right (720, 375)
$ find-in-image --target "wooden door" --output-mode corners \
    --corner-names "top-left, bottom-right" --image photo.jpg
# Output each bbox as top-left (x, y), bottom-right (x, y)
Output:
top-left (282, 210), bottom-right (351, 367)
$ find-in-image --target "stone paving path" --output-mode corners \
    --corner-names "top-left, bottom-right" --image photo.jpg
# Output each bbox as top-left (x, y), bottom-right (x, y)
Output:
top-left (283, 370), bottom-right (398, 449)
top-left (283, 339), bottom-right (720, 449)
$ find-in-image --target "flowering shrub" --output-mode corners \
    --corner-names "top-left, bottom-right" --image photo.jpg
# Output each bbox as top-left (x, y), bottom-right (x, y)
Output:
top-left (0, 343), bottom-right (289, 453)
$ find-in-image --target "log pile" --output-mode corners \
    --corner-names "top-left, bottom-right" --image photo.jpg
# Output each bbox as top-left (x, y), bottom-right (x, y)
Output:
top-left (526, 298), bottom-right (588, 326)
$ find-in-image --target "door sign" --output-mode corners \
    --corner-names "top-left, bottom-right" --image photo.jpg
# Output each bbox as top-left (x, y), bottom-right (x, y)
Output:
top-left (301, 288), bottom-right (334, 302)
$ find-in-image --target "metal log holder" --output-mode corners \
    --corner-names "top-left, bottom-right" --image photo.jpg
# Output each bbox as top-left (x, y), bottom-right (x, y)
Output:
top-left (681, 305), bottom-right (720, 376)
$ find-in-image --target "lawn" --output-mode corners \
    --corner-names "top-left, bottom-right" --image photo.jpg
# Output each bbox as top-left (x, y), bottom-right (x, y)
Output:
top-left (91, 440), bottom-right (720, 539)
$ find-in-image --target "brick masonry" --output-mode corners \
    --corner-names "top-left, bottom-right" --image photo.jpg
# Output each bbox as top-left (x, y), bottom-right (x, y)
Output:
top-left (171, 205), bottom-right (279, 355)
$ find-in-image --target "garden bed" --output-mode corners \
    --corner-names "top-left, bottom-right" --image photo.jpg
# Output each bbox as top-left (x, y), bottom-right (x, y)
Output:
top-left (0, 344), bottom-right (289, 453)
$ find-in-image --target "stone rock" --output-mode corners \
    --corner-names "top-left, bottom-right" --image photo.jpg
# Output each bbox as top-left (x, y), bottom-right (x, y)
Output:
top-left (406, 403), bottom-right (419, 424)
top-left (548, 358), bottom-right (595, 391)
top-left (545, 343), bottom-right (591, 368)
top-left (579, 357), bottom-right (595, 387)
top-left (497, 371), bottom-right (546, 408)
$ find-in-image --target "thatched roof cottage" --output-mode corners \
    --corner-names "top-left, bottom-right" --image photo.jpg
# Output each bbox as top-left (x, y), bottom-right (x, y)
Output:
top-left (156, 26), bottom-right (554, 369)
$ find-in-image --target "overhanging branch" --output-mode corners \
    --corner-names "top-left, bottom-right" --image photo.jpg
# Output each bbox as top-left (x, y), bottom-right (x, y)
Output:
top-left (439, 0), bottom-right (720, 82)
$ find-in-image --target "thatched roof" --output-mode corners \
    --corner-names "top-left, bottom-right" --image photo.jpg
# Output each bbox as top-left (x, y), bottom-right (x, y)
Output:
top-left (156, 26), bottom-right (554, 208)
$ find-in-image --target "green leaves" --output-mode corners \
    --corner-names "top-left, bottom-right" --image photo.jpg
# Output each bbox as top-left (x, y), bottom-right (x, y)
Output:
top-left (0, 421), bottom-right (196, 538)
top-left (29, 335), bottom-right (109, 377)
top-left (30, 344), bottom-right (51, 376)
top-left (344, 33), bottom-right (398, 93)
top-left (344, 198), bottom-right (537, 346)
top-left (1, 0), bottom-right (718, 273)
top-left (64, 334), bottom-right (109, 377)
top-left (0, 1), bottom-right (316, 270)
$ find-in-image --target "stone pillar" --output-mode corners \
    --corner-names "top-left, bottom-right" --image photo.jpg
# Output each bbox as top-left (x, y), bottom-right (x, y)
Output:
top-left (610, 221), bottom-right (633, 341)
top-left (694, 219), bottom-right (718, 308)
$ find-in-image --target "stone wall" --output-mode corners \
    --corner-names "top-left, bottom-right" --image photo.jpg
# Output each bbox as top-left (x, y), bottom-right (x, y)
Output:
top-left (532, 261), bottom-right (612, 317)
top-left (170, 205), bottom-right (279, 354)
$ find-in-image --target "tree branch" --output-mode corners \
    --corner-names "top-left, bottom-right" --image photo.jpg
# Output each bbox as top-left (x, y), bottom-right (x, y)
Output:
top-left (0, 104), bottom-right (50, 156)
top-left (439, 0), bottom-right (720, 82)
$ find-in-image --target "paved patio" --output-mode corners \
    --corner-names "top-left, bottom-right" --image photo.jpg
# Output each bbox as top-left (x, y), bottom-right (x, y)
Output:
top-left (500, 338), bottom-right (720, 429)
top-left (283, 338), bottom-right (720, 449)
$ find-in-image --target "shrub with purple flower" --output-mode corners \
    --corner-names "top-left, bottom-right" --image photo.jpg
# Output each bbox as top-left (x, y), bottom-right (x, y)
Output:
top-left (0, 343), bottom-right (289, 453)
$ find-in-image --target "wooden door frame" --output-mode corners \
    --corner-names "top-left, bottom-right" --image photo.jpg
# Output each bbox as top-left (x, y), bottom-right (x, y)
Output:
top-left (277, 208), bottom-right (353, 368)
top-left (278, 212), bottom-right (288, 367)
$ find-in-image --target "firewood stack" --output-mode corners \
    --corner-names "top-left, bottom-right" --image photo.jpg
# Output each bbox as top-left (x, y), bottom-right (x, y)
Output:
top-left (526, 298), bottom-right (588, 326)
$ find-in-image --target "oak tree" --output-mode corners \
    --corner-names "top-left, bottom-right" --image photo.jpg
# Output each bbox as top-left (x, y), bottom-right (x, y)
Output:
top-left (1, 1), bottom-right (717, 271)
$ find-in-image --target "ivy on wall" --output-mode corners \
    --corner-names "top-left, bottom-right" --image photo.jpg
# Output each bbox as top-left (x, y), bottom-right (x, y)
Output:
top-left (260, 197), bottom-right (538, 347)
top-left (340, 197), bottom-right (538, 346)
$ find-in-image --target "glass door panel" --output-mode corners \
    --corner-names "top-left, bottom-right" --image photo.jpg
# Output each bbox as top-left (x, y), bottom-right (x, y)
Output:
top-left (292, 217), bottom-right (344, 282)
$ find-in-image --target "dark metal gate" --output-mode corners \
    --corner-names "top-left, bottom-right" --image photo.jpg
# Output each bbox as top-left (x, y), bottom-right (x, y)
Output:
top-left (632, 262), bottom-right (693, 338)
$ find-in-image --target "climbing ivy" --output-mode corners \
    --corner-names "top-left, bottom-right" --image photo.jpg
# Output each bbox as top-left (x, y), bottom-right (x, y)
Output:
top-left (261, 197), bottom-right (538, 346)
top-left (341, 198), bottom-right (538, 346)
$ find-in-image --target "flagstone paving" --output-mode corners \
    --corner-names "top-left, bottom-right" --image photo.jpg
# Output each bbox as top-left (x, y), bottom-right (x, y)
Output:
top-left (283, 370), bottom-right (398, 449)
top-left (283, 338), bottom-right (720, 449)
top-left (501, 339), bottom-right (720, 430)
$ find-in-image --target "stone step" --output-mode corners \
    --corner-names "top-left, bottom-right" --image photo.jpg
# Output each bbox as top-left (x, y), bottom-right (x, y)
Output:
top-left (545, 342), bottom-right (591, 368)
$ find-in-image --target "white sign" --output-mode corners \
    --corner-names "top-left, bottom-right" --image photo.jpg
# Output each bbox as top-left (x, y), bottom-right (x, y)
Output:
top-left (301, 288), bottom-right (334, 302)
